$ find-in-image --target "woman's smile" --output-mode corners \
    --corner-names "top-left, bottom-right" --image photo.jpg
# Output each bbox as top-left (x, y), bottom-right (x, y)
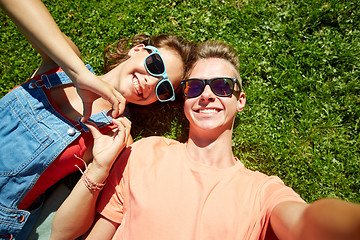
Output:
top-left (132, 74), bottom-right (143, 96)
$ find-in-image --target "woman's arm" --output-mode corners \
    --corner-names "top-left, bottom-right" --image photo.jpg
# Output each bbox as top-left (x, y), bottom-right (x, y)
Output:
top-left (82, 215), bottom-right (119, 240)
top-left (30, 33), bottom-right (82, 78)
top-left (0, 0), bottom-right (125, 120)
top-left (51, 117), bottom-right (131, 240)
top-left (270, 199), bottom-right (360, 240)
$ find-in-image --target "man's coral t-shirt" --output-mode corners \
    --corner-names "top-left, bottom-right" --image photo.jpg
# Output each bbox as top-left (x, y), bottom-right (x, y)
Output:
top-left (98, 137), bottom-right (305, 240)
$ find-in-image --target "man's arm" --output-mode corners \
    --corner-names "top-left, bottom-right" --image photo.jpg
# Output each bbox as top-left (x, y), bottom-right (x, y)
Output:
top-left (270, 199), bottom-right (360, 240)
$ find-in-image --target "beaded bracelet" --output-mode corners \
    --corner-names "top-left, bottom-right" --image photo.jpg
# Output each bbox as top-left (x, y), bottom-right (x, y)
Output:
top-left (81, 171), bottom-right (105, 191)
top-left (74, 155), bottom-right (106, 192)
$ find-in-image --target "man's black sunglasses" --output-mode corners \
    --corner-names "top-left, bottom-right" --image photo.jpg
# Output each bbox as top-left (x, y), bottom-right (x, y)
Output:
top-left (180, 77), bottom-right (241, 98)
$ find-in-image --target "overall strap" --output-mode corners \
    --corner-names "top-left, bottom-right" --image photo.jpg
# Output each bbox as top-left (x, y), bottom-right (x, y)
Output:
top-left (28, 64), bottom-right (113, 130)
top-left (33, 64), bottom-right (95, 89)
top-left (77, 110), bottom-right (113, 132)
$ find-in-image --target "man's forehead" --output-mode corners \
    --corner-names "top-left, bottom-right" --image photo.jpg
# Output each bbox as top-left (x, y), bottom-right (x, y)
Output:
top-left (189, 58), bottom-right (237, 79)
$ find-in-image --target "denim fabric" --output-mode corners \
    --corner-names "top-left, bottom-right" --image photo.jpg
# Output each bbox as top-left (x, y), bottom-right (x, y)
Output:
top-left (0, 65), bottom-right (112, 239)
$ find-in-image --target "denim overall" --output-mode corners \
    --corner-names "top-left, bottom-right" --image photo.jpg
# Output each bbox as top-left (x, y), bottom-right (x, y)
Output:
top-left (0, 65), bottom-right (112, 239)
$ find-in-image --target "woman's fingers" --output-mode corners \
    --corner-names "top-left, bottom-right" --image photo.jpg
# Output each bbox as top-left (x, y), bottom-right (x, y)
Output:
top-left (81, 98), bottom-right (94, 122)
top-left (108, 89), bottom-right (127, 119)
top-left (83, 120), bottom-right (102, 139)
top-left (111, 117), bottom-right (132, 144)
top-left (85, 116), bottom-right (131, 145)
top-left (78, 77), bottom-right (126, 122)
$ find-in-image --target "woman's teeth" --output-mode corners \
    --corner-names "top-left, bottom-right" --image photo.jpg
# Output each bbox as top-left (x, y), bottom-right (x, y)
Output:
top-left (132, 77), bottom-right (143, 95)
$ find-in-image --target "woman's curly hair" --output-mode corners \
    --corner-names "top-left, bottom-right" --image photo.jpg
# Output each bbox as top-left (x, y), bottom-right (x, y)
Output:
top-left (103, 34), bottom-right (195, 80)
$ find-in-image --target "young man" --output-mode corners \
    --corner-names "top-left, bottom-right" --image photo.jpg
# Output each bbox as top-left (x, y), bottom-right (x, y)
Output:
top-left (52, 41), bottom-right (360, 240)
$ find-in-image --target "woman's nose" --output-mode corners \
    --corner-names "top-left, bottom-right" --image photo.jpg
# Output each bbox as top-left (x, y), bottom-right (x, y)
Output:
top-left (145, 75), bottom-right (159, 88)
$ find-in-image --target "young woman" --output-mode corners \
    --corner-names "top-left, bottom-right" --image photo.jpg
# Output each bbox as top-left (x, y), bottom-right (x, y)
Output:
top-left (52, 41), bottom-right (360, 240)
top-left (0, 0), bottom-right (194, 239)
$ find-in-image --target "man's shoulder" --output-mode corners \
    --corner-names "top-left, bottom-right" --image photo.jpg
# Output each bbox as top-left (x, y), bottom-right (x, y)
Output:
top-left (236, 165), bottom-right (284, 186)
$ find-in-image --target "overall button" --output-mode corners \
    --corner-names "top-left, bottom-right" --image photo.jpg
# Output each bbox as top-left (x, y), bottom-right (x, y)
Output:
top-left (17, 215), bottom-right (25, 223)
top-left (28, 82), bottom-right (37, 89)
top-left (67, 128), bottom-right (76, 136)
top-left (10, 215), bottom-right (25, 223)
top-left (13, 215), bottom-right (25, 223)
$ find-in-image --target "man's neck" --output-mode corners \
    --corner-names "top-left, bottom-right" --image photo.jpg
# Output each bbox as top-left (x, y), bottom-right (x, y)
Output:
top-left (186, 128), bottom-right (235, 169)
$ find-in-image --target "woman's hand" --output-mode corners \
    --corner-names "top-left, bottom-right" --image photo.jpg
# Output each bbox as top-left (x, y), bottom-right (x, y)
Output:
top-left (85, 117), bottom-right (131, 178)
top-left (73, 70), bottom-right (126, 121)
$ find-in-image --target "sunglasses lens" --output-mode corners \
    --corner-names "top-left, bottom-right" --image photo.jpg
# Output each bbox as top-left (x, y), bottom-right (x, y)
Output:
top-left (211, 78), bottom-right (234, 96)
top-left (183, 80), bottom-right (204, 98)
top-left (145, 53), bottom-right (165, 75)
top-left (157, 81), bottom-right (174, 101)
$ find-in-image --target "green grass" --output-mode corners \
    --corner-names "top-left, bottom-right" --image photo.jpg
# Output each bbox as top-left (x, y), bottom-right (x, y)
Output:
top-left (1, 0), bottom-right (359, 203)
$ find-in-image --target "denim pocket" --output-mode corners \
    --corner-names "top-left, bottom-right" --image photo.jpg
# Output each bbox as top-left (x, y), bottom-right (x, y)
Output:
top-left (0, 88), bottom-right (53, 176)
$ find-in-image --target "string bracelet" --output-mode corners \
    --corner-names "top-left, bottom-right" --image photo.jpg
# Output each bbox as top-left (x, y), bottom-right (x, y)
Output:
top-left (74, 155), bottom-right (106, 192)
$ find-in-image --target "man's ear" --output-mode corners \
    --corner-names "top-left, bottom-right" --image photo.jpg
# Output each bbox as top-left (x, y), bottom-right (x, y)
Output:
top-left (128, 44), bottom-right (146, 57)
top-left (236, 92), bottom-right (246, 112)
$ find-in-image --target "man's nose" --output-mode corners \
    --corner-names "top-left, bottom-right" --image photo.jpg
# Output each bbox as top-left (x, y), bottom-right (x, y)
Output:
top-left (200, 85), bottom-right (215, 100)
